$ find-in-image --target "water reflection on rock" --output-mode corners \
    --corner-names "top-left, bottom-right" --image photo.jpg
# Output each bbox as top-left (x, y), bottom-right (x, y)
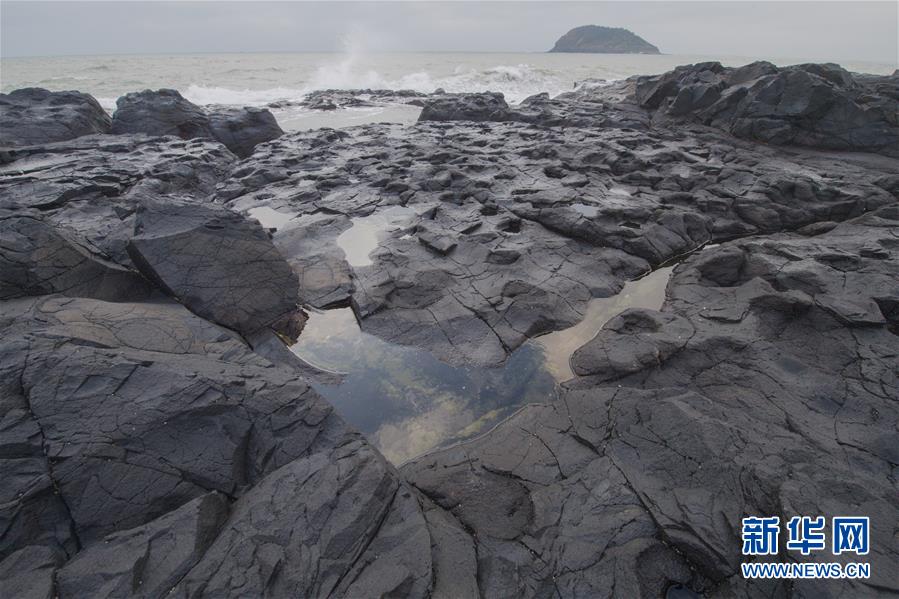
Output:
top-left (336, 205), bottom-right (419, 267)
top-left (291, 307), bottom-right (556, 463)
top-left (290, 265), bottom-right (675, 464)
top-left (535, 265), bottom-right (673, 382)
top-left (247, 205), bottom-right (300, 230)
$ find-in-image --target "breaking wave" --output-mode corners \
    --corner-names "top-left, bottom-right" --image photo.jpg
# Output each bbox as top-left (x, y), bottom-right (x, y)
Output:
top-left (177, 62), bottom-right (571, 108)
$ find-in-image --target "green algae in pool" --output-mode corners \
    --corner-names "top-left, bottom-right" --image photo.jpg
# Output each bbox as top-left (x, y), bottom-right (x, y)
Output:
top-left (290, 266), bottom-right (674, 464)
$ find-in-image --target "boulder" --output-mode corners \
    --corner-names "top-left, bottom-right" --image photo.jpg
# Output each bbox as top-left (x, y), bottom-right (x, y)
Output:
top-left (126, 198), bottom-right (303, 339)
top-left (418, 92), bottom-right (512, 123)
top-left (633, 62), bottom-right (899, 155)
top-left (0, 88), bottom-right (111, 147)
top-left (0, 212), bottom-right (153, 302)
top-left (112, 89), bottom-right (282, 156)
top-left (111, 88), bottom-right (214, 139)
top-left (208, 107), bottom-right (284, 158)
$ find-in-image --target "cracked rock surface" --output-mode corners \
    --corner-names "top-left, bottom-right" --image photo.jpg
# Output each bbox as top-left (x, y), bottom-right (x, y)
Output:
top-left (0, 88), bottom-right (111, 147)
top-left (0, 61), bottom-right (897, 598)
top-left (222, 87), bottom-right (895, 366)
top-left (402, 206), bottom-right (899, 598)
top-left (111, 89), bottom-right (283, 158)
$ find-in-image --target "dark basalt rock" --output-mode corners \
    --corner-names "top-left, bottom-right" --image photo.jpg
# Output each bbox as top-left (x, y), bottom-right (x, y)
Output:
top-left (111, 89), bottom-right (215, 139)
top-left (635, 62), bottom-right (899, 156)
top-left (403, 207), bottom-right (899, 597)
top-left (418, 91), bottom-right (512, 122)
top-left (208, 107), bottom-right (284, 158)
top-left (1, 62), bottom-right (898, 599)
top-left (227, 109), bottom-right (894, 367)
top-left (0, 88), bottom-right (111, 147)
top-left (569, 308), bottom-right (694, 379)
top-left (0, 294), bottom-right (437, 598)
top-left (111, 89), bottom-right (282, 157)
top-left (0, 134), bottom-right (237, 265)
top-left (56, 493), bottom-right (230, 598)
top-left (550, 25), bottom-right (661, 54)
top-left (278, 88), bottom-right (429, 111)
top-left (127, 198), bottom-right (303, 339)
top-left (0, 212), bottom-right (153, 302)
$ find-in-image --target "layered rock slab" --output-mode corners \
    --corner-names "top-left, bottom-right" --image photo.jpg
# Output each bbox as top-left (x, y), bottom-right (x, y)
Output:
top-left (220, 114), bottom-right (895, 367)
top-left (111, 89), bottom-right (283, 157)
top-left (633, 62), bottom-right (899, 156)
top-left (127, 199), bottom-right (303, 339)
top-left (402, 207), bottom-right (899, 597)
top-left (0, 294), bottom-right (448, 598)
top-left (0, 211), bottom-right (153, 302)
top-left (0, 134), bottom-right (236, 265)
top-left (0, 88), bottom-right (111, 147)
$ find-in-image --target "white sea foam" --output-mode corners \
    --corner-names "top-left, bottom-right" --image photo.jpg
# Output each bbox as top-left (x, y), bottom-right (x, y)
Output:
top-left (182, 84), bottom-right (305, 107)
top-left (174, 61), bottom-right (570, 109)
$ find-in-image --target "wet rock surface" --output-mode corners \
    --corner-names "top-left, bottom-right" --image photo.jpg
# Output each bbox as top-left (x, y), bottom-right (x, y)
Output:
top-left (290, 88), bottom-right (430, 111)
top-left (111, 89), bottom-right (283, 157)
top-left (0, 62), bottom-right (897, 598)
top-left (225, 107), bottom-right (894, 367)
top-left (632, 61), bottom-right (899, 155)
top-left (0, 88), bottom-right (111, 147)
top-left (403, 206), bottom-right (899, 597)
top-left (127, 198), bottom-right (303, 339)
top-left (207, 106), bottom-right (284, 158)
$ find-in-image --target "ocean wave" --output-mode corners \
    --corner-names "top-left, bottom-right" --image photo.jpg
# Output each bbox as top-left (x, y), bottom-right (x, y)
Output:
top-left (305, 55), bottom-right (569, 103)
top-left (182, 84), bottom-right (306, 107)
top-left (177, 62), bottom-right (570, 108)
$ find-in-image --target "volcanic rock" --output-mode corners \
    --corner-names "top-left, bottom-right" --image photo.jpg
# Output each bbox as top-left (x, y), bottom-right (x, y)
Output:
top-left (1, 61), bottom-right (898, 598)
top-left (111, 89), bottom-right (282, 157)
top-left (0, 88), bottom-right (111, 147)
top-left (111, 89), bottom-right (215, 139)
top-left (0, 211), bottom-right (153, 302)
top-left (208, 107), bottom-right (284, 158)
top-left (403, 206), bottom-right (899, 597)
top-left (634, 62), bottom-right (899, 155)
top-left (418, 91), bottom-right (512, 122)
top-left (126, 198), bottom-right (302, 339)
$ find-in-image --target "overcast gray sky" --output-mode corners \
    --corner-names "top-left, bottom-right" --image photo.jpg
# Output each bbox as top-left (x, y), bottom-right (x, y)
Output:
top-left (2, 1), bottom-right (897, 64)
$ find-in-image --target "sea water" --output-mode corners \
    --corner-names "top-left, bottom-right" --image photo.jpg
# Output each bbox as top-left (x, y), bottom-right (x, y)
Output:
top-left (2, 51), bottom-right (894, 131)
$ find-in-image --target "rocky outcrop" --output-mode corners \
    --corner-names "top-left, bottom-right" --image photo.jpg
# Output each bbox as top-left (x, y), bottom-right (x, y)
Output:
top-left (127, 198), bottom-right (303, 339)
top-left (111, 89), bottom-right (283, 157)
top-left (550, 25), bottom-right (660, 54)
top-left (634, 61), bottom-right (899, 155)
top-left (418, 92), bottom-right (513, 122)
top-left (0, 88), bottom-right (111, 147)
top-left (0, 124), bottom-right (446, 598)
top-left (208, 107), bottom-right (284, 158)
top-left (0, 134), bottom-right (237, 265)
top-left (287, 88), bottom-right (429, 111)
top-left (1, 62), bottom-right (898, 598)
top-left (234, 109), bottom-right (894, 367)
top-left (402, 206), bottom-right (899, 597)
top-left (111, 89), bottom-right (215, 139)
top-left (0, 293), bottom-right (437, 598)
top-left (0, 211), bottom-right (153, 302)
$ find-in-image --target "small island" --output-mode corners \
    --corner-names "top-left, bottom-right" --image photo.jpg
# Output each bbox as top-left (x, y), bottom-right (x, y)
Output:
top-left (550, 25), bottom-right (660, 54)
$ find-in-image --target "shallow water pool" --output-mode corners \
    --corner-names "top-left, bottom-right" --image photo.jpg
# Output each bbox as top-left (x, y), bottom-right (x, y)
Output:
top-left (291, 266), bottom-right (674, 463)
